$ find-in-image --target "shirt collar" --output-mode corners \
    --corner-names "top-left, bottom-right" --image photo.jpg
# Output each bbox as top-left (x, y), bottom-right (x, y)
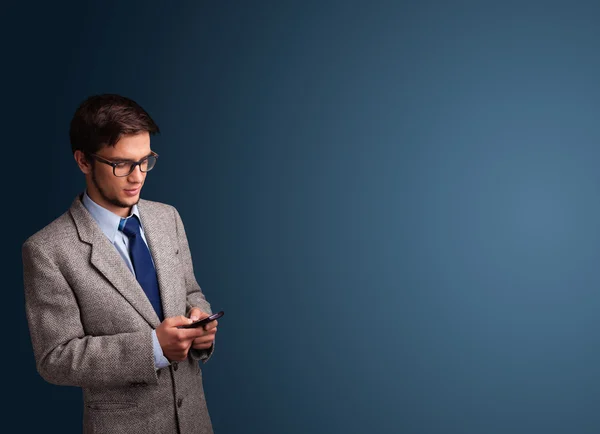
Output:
top-left (82, 191), bottom-right (141, 243)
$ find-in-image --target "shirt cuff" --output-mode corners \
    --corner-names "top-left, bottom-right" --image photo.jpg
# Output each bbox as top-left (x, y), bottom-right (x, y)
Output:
top-left (152, 329), bottom-right (171, 370)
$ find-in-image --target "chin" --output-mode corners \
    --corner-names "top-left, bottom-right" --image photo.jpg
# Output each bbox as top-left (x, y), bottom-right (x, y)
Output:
top-left (118, 194), bottom-right (140, 207)
top-left (127, 195), bottom-right (141, 205)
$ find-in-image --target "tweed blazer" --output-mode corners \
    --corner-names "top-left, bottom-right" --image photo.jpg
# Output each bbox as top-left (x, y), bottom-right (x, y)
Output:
top-left (22, 195), bottom-right (215, 434)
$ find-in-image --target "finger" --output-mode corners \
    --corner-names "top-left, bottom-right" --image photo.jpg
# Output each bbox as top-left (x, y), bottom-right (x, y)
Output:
top-left (193, 335), bottom-right (215, 345)
top-left (192, 325), bottom-right (217, 335)
top-left (186, 328), bottom-right (216, 343)
top-left (189, 308), bottom-right (206, 322)
top-left (192, 342), bottom-right (213, 350)
top-left (178, 327), bottom-right (211, 340)
top-left (192, 338), bottom-right (215, 349)
top-left (203, 320), bottom-right (218, 331)
top-left (165, 315), bottom-right (194, 328)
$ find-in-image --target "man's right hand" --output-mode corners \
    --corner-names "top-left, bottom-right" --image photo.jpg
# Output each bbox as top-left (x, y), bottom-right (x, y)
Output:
top-left (155, 316), bottom-right (207, 361)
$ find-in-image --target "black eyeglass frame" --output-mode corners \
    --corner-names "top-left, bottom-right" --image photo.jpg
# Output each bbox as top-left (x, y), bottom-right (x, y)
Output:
top-left (88, 151), bottom-right (159, 177)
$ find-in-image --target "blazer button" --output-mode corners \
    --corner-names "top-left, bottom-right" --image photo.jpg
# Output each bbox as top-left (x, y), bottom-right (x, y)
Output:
top-left (172, 362), bottom-right (178, 371)
top-left (175, 249), bottom-right (179, 255)
top-left (177, 398), bottom-right (183, 408)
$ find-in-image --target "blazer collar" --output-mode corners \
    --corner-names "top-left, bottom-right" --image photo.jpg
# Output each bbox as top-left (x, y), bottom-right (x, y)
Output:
top-left (69, 195), bottom-right (163, 327)
top-left (137, 199), bottom-right (179, 320)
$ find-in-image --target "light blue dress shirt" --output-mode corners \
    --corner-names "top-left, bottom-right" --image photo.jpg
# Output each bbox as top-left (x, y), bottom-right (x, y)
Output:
top-left (82, 191), bottom-right (170, 370)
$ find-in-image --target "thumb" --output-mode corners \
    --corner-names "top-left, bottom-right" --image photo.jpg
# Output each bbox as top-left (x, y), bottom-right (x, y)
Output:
top-left (189, 309), bottom-right (207, 322)
top-left (169, 315), bottom-right (194, 327)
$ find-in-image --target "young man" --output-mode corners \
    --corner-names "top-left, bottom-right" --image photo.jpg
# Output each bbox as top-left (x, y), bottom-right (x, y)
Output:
top-left (22, 94), bottom-right (218, 433)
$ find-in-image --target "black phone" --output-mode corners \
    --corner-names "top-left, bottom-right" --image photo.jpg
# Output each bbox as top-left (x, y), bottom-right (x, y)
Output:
top-left (178, 311), bottom-right (224, 329)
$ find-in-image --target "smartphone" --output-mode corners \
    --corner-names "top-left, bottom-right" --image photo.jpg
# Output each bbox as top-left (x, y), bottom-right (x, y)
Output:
top-left (178, 311), bottom-right (224, 329)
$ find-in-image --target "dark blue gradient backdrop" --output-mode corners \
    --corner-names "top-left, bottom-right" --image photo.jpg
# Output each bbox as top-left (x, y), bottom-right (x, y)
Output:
top-left (6, 1), bottom-right (600, 433)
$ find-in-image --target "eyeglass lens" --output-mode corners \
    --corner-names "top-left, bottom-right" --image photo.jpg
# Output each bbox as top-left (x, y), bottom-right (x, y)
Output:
top-left (114, 155), bottom-right (157, 177)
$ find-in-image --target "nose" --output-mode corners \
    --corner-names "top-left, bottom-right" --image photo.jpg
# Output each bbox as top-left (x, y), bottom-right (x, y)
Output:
top-left (127, 164), bottom-right (145, 183)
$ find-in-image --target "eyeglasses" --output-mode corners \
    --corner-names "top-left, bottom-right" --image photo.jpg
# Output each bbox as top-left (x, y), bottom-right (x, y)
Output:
top-left (89, 151), bottom-right (159, 177)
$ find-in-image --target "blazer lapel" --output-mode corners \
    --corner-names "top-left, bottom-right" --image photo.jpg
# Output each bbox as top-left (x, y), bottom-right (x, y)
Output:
top-left (137, 199), bottom-right (179, 320)
top-left (69, 196), bottom-right (161, 328)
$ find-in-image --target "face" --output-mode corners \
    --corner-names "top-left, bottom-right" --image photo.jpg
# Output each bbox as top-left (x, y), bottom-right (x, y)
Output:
top-left (74, 132), bottom-right (152, 217)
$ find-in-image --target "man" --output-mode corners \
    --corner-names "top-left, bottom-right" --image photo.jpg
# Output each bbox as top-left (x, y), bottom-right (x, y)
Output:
top-left (22, 94), bottom-right (218, 433)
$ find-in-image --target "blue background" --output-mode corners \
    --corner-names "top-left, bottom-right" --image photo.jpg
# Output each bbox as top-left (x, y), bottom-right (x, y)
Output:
top-left (5, 1), bottom-right (600, 433)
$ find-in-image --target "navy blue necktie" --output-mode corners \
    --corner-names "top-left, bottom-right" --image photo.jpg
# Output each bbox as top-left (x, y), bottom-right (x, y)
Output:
top-left (120, 215), bottom-right (164, 321)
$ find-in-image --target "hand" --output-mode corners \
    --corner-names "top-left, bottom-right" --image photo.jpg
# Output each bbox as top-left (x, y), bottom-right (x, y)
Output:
top-left (189, 308), bottom-right (218, 350)
top-left (155, 315), bottom-right (208, 361)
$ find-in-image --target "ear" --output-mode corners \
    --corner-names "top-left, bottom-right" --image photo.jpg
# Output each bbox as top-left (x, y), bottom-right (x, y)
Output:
top-left (74, 150), bottom-right (92, 175)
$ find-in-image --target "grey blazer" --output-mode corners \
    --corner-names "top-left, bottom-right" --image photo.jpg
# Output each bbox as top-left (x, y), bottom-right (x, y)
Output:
top-left (22, 195), bottom-right (215, 434)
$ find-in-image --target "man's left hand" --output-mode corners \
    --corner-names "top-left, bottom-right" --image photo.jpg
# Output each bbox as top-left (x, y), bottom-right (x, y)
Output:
top-left (189, 308), bottom-right (218, 350)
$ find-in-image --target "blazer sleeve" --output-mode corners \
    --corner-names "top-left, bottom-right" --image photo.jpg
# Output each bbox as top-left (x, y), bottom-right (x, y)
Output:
top-left (172, 207), bottom-right (215, 362)
top-left (22, 240), bottom-right (159, 388)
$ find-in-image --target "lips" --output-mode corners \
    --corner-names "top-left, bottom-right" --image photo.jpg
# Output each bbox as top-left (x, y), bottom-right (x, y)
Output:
top-left (124, 187), bottom-right (140, 196)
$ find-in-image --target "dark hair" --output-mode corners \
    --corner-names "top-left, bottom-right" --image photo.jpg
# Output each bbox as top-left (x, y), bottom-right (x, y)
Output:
top-left (70, 94), bottom-right (160, 155)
